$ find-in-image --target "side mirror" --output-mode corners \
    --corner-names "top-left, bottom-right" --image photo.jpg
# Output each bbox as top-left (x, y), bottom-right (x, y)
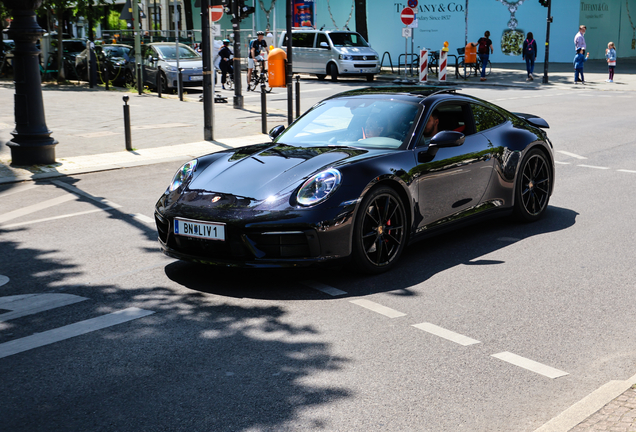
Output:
top-left (526, 117), bottom-right (549, 129)
top-left (319, 42), bottom-right (330, 49)
top-left (429, 131), bottom-right (465, 148)
top-left (269, 125), bottom-right (285, 141)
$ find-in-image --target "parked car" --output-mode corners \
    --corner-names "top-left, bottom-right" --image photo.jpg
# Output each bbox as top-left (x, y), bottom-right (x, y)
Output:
top-left (279, 30), bottom-right (381, 82)
top-left (58, 39), bottom-right (87, 79)
top-left (154, 86), bottom-right (555, 273)
top-left (75, 44), bottom-right (133, 86)
top-left (128, 42), bottom-right (203, 92)
top-left (0, 39), bottom-right (15, 75)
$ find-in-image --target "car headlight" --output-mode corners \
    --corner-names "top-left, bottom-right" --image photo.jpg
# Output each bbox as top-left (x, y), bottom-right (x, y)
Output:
top-left (297, 168), bottom-right (341, 206)
top-left (167, 159), bottom-right (198, 193)
top-left (165, 65), bottom-right (178, 72)
top-left (339, 54), bottom-right (353, 61)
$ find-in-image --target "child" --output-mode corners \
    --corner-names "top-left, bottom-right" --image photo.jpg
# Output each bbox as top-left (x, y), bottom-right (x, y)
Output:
top-left (573, 47), bottom-right (589, 84)
top-left (605, 42), bottom-right (616, 83)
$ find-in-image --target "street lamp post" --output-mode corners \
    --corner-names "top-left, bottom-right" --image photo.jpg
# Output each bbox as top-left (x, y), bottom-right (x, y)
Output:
top-left (2, 0), bottom-right (58, 165)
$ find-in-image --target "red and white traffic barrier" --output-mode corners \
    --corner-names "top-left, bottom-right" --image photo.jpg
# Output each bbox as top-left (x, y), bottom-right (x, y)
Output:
top-left (439, 49), bottom-right (448, 81)
top-left (419, 49), bottom-right (428, 83)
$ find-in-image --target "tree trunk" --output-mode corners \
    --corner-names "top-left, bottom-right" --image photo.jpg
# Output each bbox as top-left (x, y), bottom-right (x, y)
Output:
top-left (354, 0), bottom-right (368, 42)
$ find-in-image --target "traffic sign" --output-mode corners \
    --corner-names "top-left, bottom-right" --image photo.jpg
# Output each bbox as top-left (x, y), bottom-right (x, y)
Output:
top-left (408, 0), bottom-right (418, 9)
top-left (400, 7), bottom-right (415, 26)
top-left (209, 5), bottom-right (224, 22)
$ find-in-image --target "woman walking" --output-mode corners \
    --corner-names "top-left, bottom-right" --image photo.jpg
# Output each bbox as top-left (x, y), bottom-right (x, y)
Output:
top-left (522, 32), bottom-right (537, 81)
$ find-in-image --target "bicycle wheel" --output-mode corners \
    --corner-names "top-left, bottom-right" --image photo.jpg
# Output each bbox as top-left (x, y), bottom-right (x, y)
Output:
top-left (457, 60), bottom-right (470, 79)
top-left (248, 73), bottom-right (259, 91)
top-left (485, 60), bottom-right (492, 76)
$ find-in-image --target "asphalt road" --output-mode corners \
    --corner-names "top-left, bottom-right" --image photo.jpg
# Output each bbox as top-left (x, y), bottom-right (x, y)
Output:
top-left (1, 83), bottom-right (635, 431)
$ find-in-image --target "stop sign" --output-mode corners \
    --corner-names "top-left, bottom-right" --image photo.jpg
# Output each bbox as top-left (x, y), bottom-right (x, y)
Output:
top-left (209, 5), bottom-right (223, 22)
top-left (400, 7), bottom-right (415, 25)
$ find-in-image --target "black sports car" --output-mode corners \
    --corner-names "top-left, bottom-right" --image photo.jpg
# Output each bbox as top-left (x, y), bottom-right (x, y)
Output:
top-left (155, 86), bottom-right (554, 273)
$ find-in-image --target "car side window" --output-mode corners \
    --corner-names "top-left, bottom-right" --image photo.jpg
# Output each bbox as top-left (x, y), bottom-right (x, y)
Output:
top-left (292, 32), bottom-right (315, 48)
top-left (316, 33), bottom-right (329, 49)
top-left (416, 103), bottom-right (469, 148)
top-left (471, 104), bottom-right (506, 133)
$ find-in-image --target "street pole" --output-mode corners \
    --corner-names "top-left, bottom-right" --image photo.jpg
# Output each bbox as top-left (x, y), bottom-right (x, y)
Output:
top-left (2, 0), bottom-right (57, 165)
top-left (286, 0), bottom-right (293, 125)
top-left (201, 0), bottom-right (214, 140)
top-left (132, 0), bottom-right (143, 94)
top-left (232, 0), bottom-right (244, 108)
top-left (542, 0), bottom-right (552, 84)
top-left (174, 0), bottom-right (182, 99)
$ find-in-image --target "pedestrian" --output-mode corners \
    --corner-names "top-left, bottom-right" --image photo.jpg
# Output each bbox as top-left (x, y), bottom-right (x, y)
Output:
top-left (574, 25), bottom-right (586, 54)
top-left (605, 41), bottom-right (616, 83)
top-left (247, 31), bottom-right (269, 90)
top-left (219, 39), bottom-right (233, 90)
top-left (573, 47), bottom-right (589, 84)
top-left (522, 32), bottom-right (537, 81)
top-left (475, 31), bottom-right (493, 81)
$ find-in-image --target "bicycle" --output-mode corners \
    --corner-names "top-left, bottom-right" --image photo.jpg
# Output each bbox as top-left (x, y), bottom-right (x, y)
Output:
top-left (248, 59), bottom-right (272, 93)
top-left (410, 51), bottom-right (439, 76)
top-left (457, 56), bottom-right (491, 79)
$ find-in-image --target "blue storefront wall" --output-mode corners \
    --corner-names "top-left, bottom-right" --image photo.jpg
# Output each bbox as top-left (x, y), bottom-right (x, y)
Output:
top-left (197, 0), bottom-right (636, 63)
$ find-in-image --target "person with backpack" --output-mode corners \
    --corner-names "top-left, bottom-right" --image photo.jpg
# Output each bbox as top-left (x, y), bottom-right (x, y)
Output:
top-left (522, 32), bottom-right (537, 81)
top-left (247, 31), bottom-right (269, 91)
top-left (474, 31), bottom-right (493, 81)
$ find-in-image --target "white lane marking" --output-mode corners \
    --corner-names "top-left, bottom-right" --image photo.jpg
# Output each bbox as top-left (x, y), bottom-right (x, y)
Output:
top-left (131, 213), bottom-right (155, 224)
top-left (349, 299), bottom-right (406, 318)
top-left (555, 161), bottom-right (570, 165)
top-left (51, 180), bottom-right (122, 209)
top-left (0, 184), bottom-right (40, 199)
top-left (617, 169), bottom-right (636, 173)
top-left (577, 164), bottom-right (610, 170)
top-left (301, 280), bottom-right (347, 296)
top-left (412, 322), bottom-right (480, 346)
top-left (0, 307), bottom-right (155, 359)
top-left (0, 208), bottom-right (115, 228)
top-left (0, 194), bottom-right (77, 224)
top-left (0, 275), bottom-right (8, 287)
top-left (556, 150), bottom-right (587, 160)
top-left (492, 351), bottom-right (569, 379)
top-left (0, 294), bottom-right (88, 322)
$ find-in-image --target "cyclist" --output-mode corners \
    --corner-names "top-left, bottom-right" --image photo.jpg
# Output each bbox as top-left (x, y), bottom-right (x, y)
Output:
top-left (219, 39), bottom-right (233, 89)
top-left (247, 31), bottom-right (269, 90)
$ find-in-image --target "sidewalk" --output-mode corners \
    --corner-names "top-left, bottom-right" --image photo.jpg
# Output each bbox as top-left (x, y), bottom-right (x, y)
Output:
top-left (1, 61), bottom-right (636, 431)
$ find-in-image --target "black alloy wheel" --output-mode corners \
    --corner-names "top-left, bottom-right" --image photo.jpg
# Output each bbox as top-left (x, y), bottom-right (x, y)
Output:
top-left (514, 148), bottom-right (552, 222)
top-left (352, 186), bottom-right (407, 273)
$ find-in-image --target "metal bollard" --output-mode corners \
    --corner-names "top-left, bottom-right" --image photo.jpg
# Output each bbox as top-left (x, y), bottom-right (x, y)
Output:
top-left (295, 75), bottom-right (301, 119)
top-left (123, 95), bottom-right (132, 151)
top-left (157, 66), bottom-right (162, 98)
top-left (261, 83), bottom-right (267, 134)
top-left (178, 68), bottom-right (184, 101)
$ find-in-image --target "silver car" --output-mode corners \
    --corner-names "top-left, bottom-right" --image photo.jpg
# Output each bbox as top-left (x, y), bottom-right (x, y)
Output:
top-left (279, 30), bottom-right (380, 82)
top-left (132, 42), bottom-right (203, 92)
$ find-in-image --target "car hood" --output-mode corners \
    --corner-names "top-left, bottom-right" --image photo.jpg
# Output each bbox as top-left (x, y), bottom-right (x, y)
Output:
top-left (334, 46), bottom-right (378, 56)
top-left (187, 143), bottom-right (389, 201)
top-left (162, 58), bottom-right (203, 68)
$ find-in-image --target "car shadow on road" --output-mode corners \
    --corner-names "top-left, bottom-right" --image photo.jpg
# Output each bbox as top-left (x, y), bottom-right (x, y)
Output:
top-left (164, 205), bottom-right (578, 300)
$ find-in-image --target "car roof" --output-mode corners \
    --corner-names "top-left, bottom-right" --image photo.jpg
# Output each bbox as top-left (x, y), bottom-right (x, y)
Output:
top-left (326, 86), bottom-right (467, 102)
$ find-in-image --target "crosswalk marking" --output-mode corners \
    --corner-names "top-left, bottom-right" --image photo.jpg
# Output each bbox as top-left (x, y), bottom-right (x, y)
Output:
top-left (412, 322), bottom-right (481, 346)
top-left (301, 280), bottom-right (347, 296)
top-left (0, 194), bottom-right (77, 224)
top-left (0, 294), bottom-right (88, 322)
top-left (0, 184), bottom-right (39, 198)
top-left (492, 351), bottom-right (569, 379)
top-left (51, 180), bottom-right (122, 209)
top-left (349, 299), bottom-right (406, 318)
top-left (0, 307), bottom-right (155, 359)
top-left (578, 164), bottom-right (610, 170)
top-left (556, 150), bottom-right (587, 160)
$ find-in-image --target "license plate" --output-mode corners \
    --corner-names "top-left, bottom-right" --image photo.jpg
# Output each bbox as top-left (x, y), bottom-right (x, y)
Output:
top-left (189, 75), bottom-right (203, 81)
top-left (174, 217), bottom-right (225, 241)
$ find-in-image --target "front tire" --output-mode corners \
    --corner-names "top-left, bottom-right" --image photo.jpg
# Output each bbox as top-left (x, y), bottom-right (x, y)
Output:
top-left (329, 63), bottom-right (339, 82)
top-left (352, 186), bottom-right (407, 274)
top-left (513, 148), bottom-right (552, 222)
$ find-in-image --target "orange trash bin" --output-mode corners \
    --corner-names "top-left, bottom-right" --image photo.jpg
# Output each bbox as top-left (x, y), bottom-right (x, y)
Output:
top-left (268, 48), bottom-right (287, 88)
top-left (465, 43), bottom-right (477, 63)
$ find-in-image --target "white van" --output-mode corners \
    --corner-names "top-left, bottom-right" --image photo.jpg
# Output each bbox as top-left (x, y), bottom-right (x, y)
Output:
top-left (278, 30), bottom-right (380, 82)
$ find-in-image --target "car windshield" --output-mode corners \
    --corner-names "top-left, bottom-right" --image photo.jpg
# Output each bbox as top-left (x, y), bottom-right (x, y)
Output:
top-left (328, 33), bottom-right (369, 47)
top-left (276, 97), bottom-right (420, 149)
top-left (156, 45), bottom-right (200, 60)
top-left (104, 46), bottom-right (130, 58)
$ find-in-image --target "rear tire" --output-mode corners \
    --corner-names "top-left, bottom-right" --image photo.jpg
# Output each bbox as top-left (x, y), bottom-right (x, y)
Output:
top-left (366, 74), bottom-right (374, 82)
top-left (513, 148), bottom-right (552, 222)
top-left (352, 186), bottom-right (407, 274)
